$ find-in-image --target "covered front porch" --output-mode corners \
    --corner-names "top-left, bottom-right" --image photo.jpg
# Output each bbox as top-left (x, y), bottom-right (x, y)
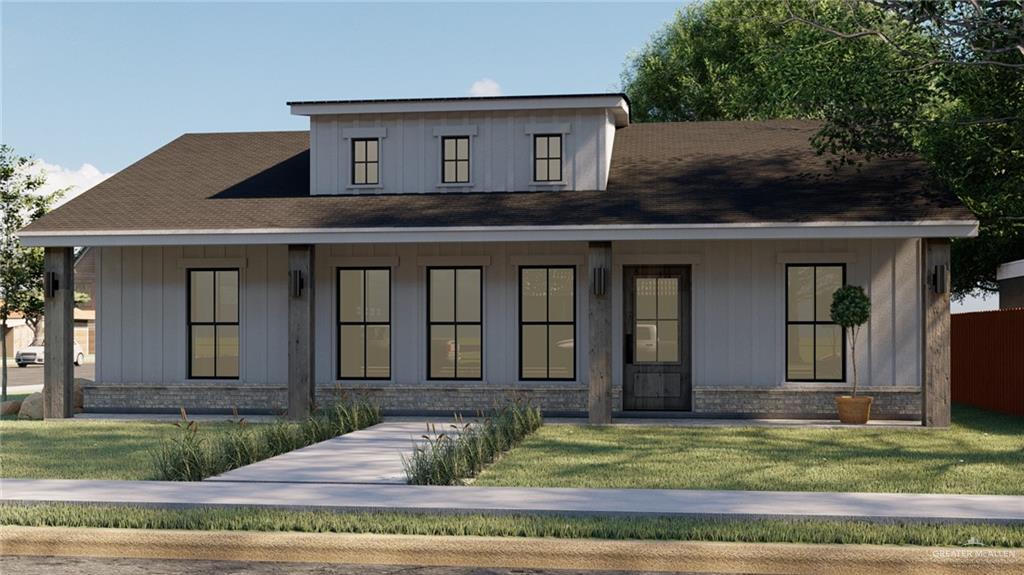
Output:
top-left (37, 235), bottom-right (954, 426)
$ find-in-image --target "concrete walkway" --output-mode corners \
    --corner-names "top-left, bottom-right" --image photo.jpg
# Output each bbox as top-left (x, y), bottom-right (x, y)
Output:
top-left (3, 479), bottom-right (1023, 524)
top-left (208, 421), bottom-right (443, 484)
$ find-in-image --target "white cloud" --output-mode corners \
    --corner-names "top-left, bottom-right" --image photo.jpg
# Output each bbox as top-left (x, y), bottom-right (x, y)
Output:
top-left (468, 78), bottom-right (503, 97)
top-left (27, 160), bottom-right (113, 208)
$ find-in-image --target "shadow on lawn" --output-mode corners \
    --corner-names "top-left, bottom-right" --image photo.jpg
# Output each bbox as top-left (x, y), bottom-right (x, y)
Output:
top-left (486, 406), bottom-right (1023, 494)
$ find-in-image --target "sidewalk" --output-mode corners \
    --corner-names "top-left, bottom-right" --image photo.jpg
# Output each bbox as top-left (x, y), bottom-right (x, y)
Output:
top-left (207, 421), bottom-right (436, 484)
top-left (3, 479), bottom-right (1023, 523)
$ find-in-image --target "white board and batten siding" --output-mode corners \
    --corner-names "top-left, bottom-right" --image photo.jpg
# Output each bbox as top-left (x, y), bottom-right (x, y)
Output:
top-left (95, 245), bottom-right (290, 386)
top-left (95, 239), bottom-right (922, 392)
top-left (309, 109), bottom-right (615, 195)
top-left (612, 239), bottom-right (923, 391)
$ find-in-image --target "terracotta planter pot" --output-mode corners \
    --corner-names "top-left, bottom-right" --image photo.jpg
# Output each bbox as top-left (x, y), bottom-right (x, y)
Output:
top-left (836, 395), bottom-right (873, 424)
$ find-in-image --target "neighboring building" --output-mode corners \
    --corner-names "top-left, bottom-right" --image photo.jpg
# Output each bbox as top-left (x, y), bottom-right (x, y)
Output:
top-left (18, 93), bottom-right (977, 421)
top-left (73, 248), bottom-right (97, 354)
top-left (2, 313), bottom-right (33, 360)
top-left (997, 259), bottom-right (1024, 309)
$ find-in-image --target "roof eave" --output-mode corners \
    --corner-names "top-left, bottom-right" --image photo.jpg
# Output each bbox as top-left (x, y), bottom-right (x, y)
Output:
top-left (18, 220), bottom-right (980, 248)
top-left (289, 94), bottom-right (631, 126)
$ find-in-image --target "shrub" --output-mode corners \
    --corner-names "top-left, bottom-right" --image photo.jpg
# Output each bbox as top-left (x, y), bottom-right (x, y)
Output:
top-left (403, 402), bottom-right (543, 486)
top-left (152, 399), bottom-right (381, 481)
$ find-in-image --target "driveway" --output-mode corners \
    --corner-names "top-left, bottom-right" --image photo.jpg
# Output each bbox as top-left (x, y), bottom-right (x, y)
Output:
top-left (1, 363), bottom-right (95, 395)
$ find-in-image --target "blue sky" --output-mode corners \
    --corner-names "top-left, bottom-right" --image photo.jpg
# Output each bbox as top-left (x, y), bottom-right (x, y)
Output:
top-left (1, 1), bottom-right (997, 310)
top-left (3, 2), bottom-right (680, 171)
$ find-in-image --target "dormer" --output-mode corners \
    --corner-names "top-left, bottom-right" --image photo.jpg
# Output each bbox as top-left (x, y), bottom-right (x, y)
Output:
top-left (288, 93), bottom-right (630, 196)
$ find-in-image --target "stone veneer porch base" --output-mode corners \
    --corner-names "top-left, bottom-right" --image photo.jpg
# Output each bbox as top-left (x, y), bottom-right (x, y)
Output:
top-left (82, 382), bottom-right (920, 420)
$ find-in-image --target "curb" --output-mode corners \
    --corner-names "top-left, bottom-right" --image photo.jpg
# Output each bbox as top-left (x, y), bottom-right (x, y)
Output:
top-left (2, 526), bottom-right (1021, 574)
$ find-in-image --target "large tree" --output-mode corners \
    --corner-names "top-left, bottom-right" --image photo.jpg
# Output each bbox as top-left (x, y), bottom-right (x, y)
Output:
top-left (0, 146), bottom-right (64, 400)
top-left (623, 0), bottom-right (1023, 297)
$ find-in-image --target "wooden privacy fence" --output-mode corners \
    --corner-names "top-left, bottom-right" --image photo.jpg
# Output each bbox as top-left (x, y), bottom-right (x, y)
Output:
top-left (951, 308), bottom-right (1024, 417)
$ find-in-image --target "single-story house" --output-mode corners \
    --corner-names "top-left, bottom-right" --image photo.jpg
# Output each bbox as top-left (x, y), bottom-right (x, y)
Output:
top-left (19, 93), bottom-right (976, 424)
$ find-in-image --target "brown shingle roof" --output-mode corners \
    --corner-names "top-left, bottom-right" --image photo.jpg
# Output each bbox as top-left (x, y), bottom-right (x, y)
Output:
top-left (22, 121), bottom-right (973, 235)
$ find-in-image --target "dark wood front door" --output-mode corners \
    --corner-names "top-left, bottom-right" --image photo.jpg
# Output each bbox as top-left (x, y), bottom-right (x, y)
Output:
top-left (623, 266), bottom-right (692, 411)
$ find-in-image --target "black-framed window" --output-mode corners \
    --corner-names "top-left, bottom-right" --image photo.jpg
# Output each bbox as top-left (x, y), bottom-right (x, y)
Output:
top-left (441, 136), bottom-right (470, 183)
top-left (785, 264), bottom-right (846, 382)
top-left (427, 267), bottom-right (482, 380)
top-left (533, 134), bottom-right (562, 182)
top-left (337, 268), bottom-right (391, 380)
top-left (188, 269), bottom-right (239, 379)
top-left (520, 267), bottom-right (575, 380)
top-left (352, 138), bottom-right (379, 185)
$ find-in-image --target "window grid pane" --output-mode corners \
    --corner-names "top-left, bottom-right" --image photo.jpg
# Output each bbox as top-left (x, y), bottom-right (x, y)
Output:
top-left (352, 138), bottom-right (379, 185)
top-left (533, 135), bottom-right (562, 182)
top-left (338, 268), bottom-right (391, 380)
top-left (785, 264), bottom-right (846, 382)
top-left (428, 267), bottom-right (483, 380)
top-left (634, 276), bottom-right (681, 365)
top-left (520, 267), bottom-right (575, 380)
top-left (188, 269), bottom-right (239, 379)
top-left (441, 137), bottom-right (470, 183)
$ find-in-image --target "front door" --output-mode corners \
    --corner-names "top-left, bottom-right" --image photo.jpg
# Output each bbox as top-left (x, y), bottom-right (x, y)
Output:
top-left (623, 266), bottom-right (692, 411)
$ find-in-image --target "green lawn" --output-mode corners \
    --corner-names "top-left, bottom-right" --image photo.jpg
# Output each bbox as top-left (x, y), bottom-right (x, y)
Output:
top-left (2, 503), bottom-right (1021, 547)
top-left (0, 419), bottom-right (245, 479)
top-left (475, 405), bottom-right (1024, 495)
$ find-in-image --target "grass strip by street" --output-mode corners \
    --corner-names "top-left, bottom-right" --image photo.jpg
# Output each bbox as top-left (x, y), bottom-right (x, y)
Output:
top-left (403, 402), bottom-right (542, 485)
top-left (476, 404), bottom-right (1024, 495)
top-left (153, 399), bottom-right (381, 480)
top-left (2, 503), bottom-right (1022, 547)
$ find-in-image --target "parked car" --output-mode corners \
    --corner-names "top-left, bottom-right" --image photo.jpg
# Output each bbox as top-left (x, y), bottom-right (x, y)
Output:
top-left (15, 342), bottom-right (85, 367)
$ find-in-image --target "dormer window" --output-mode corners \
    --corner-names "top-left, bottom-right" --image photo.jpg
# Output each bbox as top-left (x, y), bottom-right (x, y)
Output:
top-left (442, 136), bottom-right (470, 184)
top-left (352, 138), bottom-right (379, 185)
top-left (533, 134), bottom-right (562, 182)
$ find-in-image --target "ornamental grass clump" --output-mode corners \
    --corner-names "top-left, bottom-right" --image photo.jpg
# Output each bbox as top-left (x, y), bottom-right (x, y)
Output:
top-left (151, 399), bottom-right (381, 481)
top-left (150, 409), bottom-right (209, 481)
top-left (403, 401), bottom-right (543, 486)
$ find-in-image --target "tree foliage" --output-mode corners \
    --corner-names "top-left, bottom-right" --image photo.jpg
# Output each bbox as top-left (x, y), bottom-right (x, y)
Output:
top-left (622, 0), bottom-right (1024, 297)
top-left (0, 145), bottom-right (64, 399)
top-left (831, 285), bottom-right (871, 396)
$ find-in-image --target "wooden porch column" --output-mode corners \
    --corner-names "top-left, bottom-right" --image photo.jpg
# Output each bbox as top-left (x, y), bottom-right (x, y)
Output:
top-left (287, 245), bottom-right (315, 420)
top-left (43, 246), bottom-right (74, 419)
top-left (588, 241), bottom-right (612, 424)
top-left (922, 239), bottom-right (951, 427)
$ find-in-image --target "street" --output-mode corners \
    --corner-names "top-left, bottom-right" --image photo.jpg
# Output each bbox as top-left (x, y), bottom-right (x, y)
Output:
top-left (2, 557), bottom-right (711, 575)
top-left (1, 363), bottom-right (94, 395)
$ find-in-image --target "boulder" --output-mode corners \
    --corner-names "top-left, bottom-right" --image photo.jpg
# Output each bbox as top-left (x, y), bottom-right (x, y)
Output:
top-left (17, 392), bottom-right (43, 420)
top-left (73, 378), bottom-right (87, 410)
top-left (1, 399), bottom-right (22, 416)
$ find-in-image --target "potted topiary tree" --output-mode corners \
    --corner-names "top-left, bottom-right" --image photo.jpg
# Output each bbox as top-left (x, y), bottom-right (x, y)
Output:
top-left (830, 285), bottom-right (872, 424)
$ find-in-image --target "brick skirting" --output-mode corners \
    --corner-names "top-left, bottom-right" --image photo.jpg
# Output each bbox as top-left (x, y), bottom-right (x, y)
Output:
top-left (82, 382), bottom-right (607, 415)
top-left (693, 387), bottom-right (922, 420)
top-left (83, 382), bottom-right (917, 419)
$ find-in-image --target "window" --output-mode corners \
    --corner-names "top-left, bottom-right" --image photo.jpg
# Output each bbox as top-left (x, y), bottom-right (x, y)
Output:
top-left (533, 134), bottom-right (562, 182)
top-left (520, 267), bottom-right (575, 380)
top-left (351, 138), bottom-right (379, 185)
top-left (786, 264), bottom-right (845, 381)
top-left (428, 268), bottom-right (482, 379)
top-left (188, 269), bottom-right (239, 379)
top-left (338, 268), bottom-right (391, 379)
top-left (634, 277), bottom-right (680, 363)
top-left (441, 136), bottom-right (470, 183)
